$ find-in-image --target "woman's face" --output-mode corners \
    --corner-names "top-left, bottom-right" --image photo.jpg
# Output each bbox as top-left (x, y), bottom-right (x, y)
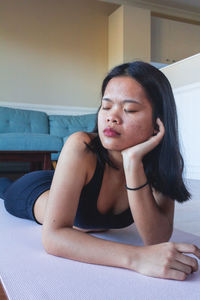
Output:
top-left (98, 76), bottom-right (154, 151)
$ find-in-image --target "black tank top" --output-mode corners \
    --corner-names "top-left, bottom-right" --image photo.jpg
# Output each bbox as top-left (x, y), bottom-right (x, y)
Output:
top-left (74, 159), bottom-right (134, 229)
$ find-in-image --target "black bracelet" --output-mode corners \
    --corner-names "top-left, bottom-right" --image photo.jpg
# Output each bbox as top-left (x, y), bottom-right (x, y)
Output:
top-left (125, 181), bottom-right (149, 191)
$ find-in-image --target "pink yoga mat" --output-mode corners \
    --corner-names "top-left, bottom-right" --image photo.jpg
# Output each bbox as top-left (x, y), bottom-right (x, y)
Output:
top-left (0, 200), bottom-right (199, 300)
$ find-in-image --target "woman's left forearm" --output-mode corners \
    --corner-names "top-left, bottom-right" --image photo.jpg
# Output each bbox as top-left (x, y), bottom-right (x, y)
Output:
top-left (124, 161), bottom-right (173, 245)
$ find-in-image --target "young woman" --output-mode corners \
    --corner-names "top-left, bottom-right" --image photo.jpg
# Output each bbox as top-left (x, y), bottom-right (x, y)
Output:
top-left (3, 61), bottom-right (200, 281)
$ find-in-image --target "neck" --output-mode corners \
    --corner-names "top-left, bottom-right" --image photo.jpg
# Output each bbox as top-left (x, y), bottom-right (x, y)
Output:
top-left (108, 150), bottom-right (124, 170)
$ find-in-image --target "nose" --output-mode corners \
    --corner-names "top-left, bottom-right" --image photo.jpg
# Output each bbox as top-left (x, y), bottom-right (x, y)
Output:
top-left (106, 114), bottom-right (121, 125)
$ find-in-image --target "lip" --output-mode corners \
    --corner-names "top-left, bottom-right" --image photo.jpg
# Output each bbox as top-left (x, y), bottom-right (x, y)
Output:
top-left (103, 127), bottom-right (120, 137)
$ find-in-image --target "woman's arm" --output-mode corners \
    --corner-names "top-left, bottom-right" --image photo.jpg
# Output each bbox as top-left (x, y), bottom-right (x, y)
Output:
top-left (42, 131), bottom-right (200, 281)
top-left (43, 219), bottom-right (200, 281)
top-left (121, 118), bottom-right (174, 245)
top-left (123, 160), bottom-right (174, 245)
top-left (42, 131), bottom-right (137, 269)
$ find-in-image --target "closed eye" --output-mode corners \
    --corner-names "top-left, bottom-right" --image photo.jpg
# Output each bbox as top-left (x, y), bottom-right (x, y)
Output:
top-left (102, 107), bottom-right (111, 110)
top-left (124, 109), bottom-right (137, 113)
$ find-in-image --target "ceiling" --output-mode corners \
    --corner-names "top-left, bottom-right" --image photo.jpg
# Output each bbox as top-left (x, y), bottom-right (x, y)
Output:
top-left (142, 0), bottom-right (200, 13)
top-left (101, 0), bottom-right (200, 22)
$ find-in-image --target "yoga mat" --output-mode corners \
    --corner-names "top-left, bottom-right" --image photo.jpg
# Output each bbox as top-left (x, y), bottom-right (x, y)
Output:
top-left (0, 200), bottom-right (199, 300)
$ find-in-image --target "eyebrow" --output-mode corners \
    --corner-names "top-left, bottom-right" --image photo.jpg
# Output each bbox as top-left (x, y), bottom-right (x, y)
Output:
top-left (102, 98), bottom-right (142, 105)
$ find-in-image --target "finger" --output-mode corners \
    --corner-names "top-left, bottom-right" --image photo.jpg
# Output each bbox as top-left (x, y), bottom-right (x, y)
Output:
top-left (170, 260), bottom-right (193, 275)
top-left (147, 129), bottom-right (164, 148)
top-left (164, 269), bottom-right (187, 281)
top-left (175, 243), bottom-right (200, 259)
top-left (150, 119), bottom-right (165, 144)
top-left (175, 252), bottom-right (199, 272)
top-left (156, 117), bottom-right (164, 127)
top-left (156, 118), bottom-right (165, 136)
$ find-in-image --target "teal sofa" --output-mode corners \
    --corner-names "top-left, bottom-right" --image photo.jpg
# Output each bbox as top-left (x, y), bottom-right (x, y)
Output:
top-left (0, 106), bottom-right (97, 161)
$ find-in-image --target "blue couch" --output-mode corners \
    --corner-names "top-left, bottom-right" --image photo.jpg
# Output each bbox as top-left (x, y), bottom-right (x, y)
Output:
top-left (0, 106), bottom-right (97, 161)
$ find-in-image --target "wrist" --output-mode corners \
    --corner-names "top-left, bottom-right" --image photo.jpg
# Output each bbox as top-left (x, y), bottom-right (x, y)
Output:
top-left (124, 245), bottom-right (143, 272)
top-left (123, 158), bottom-right (143, 172)
top-left (124, 162), bottom-right (147, 189)
top-left (125, 180), bottom-right (149, 191)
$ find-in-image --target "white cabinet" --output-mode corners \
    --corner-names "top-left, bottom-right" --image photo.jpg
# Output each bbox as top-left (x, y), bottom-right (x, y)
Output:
top-left (151, 17), bottom-right (200, 64)
top-left (109, 6), bottom-right (200, 68)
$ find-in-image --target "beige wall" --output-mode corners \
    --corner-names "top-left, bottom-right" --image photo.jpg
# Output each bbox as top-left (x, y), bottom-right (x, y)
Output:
top-left (0, 0), bottom-right (117, 107)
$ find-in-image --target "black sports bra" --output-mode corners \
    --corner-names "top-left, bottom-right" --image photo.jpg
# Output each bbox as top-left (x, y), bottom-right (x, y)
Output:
top-left (74, 159), bottom-right (134, 229)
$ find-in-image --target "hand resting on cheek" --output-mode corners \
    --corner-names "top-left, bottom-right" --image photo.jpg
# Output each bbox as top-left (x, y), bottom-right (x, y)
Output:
top-left (121, 118), bottom-right (165, 168)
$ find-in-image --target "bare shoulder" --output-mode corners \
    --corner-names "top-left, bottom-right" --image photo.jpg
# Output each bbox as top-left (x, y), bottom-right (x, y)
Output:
top-left (65, 131), bottom-right (92, 148)
top-left (44, 132), bottom-right (97, 229)
top-left (57, 131), bottom-right (97, 175)
top-left (61, 131), bottom-right (95, 158)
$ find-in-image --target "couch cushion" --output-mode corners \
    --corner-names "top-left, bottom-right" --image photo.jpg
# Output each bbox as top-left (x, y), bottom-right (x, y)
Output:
top-left (0, 133), bottom-right (63, 151)
top-left (0, 107), bottom-right (49, 134)
top-left (51, 152), bottom-right (60, 161)
top-left (49, 114), bottom-right (97, 139)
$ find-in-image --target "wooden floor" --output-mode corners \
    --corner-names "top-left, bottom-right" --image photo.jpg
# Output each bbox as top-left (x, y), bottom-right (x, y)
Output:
top-left (0, 281), bottom-right (8, 300)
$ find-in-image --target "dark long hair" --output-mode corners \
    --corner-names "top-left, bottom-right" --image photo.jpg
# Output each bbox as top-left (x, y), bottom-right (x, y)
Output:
top-left (87, 61), bottom-right (190, 203)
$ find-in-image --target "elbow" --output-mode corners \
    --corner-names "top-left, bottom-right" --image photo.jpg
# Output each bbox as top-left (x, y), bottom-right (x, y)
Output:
top-left (41, 225), bottom-right (75, 257)
top-left (42, 230), bottom-right (55, 255)
top-left (162, 223), bottom-right (174, 243)
top-left (143, 227), bottom-right (173, 246)
top-left (42, 241), bottom-right (54, 256)
top-left (42, 227), bottom-right (60, 256)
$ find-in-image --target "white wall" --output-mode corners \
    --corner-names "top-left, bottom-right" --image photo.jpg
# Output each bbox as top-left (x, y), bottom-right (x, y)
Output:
top-left (173, 83), bottom-right (200, 180)
top-left (161, 54), bottom-right (200, 180)
top-left (0, 0), bottom-right (117, 108)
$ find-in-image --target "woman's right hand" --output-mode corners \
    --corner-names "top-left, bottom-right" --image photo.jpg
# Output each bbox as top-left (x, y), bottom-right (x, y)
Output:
top-left (121, 118), bottom-right (165, 169)
top-left (132, 242), bottom-right (200, 280)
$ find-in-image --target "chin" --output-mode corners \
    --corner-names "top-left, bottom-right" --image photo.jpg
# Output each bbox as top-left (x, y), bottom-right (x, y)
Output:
top-left (101, 140), bottom-right (126, 152)
top-left (100, 133), bottom-right (151, 152)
